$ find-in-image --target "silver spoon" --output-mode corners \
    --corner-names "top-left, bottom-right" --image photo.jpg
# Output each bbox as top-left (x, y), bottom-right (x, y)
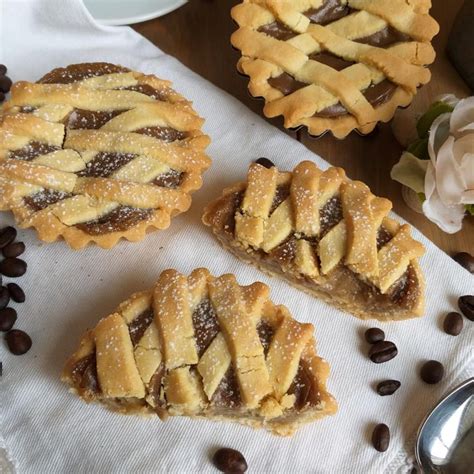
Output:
top-left (415, 377), bottom-right (474, 473)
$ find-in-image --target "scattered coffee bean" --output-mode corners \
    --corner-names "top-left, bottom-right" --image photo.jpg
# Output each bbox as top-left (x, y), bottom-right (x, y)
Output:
top-left (2, 241), bottom-right (25, 258)
top-left (0, 227), bottom-right (17, 248)
top-left (0, 91), bottom-right (4, 103)
top-left (212, 448), bottom-right (248, 473)
top-left (5, 329), bottom-right (32, 355)
top-left (376, 380), bottom-right (401, 396)
top-left (372, 424), bottom-right (390, 452)
top-left (0, 75), bottom-right (12, 93)
top-left (443, 312), bottom-right (463, 336)
top-left (0, 64), bottom-right (6, 75)
top-left (7, 283), bottom-right (25, 303)
top-left (255, 157), bottom-right (275, 169)
top-left (369, 341), bottom-right (398, 363)
top-left (458, 295), bottom-right (474, 321)
top-left (0, 286), bottom-right (10, 309)
top-left (0, 258), bottom-right (27, 277)
top-left (0, 308), bottom-right (17, 332)
top-left (420, 360), bottom-right (444, 384)
top-left (365, 327), bottom-right (385, 344)
top-left (452, 252), bottom-right (474, 273)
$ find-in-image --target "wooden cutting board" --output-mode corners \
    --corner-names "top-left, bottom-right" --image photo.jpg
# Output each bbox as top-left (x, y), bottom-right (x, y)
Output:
top-left (133, 0), bottom-right (473, 255)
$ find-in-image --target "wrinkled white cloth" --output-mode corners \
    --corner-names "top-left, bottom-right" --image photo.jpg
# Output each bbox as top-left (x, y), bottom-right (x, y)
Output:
top-left (0, 1), bottom-right (473, 473)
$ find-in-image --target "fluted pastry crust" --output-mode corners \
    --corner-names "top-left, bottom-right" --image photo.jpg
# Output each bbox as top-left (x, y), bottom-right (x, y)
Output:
top-left (231, 0), bottom-right (439, 138)
top-left (62, 268), bottom-right (337, 436)
top-left (0, 63), bottom-right (211, 249)
top-left (203, 161), bottom-right (425, 321)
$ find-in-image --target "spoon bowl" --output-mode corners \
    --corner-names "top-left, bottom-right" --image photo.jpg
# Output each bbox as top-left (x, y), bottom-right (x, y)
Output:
top-left (416, 377), bottom-right (474, 473)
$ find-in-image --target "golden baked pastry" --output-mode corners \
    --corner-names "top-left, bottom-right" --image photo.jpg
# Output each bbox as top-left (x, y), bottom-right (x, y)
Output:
top-left (203, 161), bottom-right (425, 321)
top-left (62, 268), bottom-right (337, 436)
top-left (231, 0), bottom-right (439, 138)
top-left (0, 63), bottom-right (211, 249)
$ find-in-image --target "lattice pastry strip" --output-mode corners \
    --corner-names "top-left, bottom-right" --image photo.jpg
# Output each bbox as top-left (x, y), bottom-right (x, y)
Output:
top-left (0, 62), bottom-right (211, 249)
top-left (62, 269), bottom-right (337, 437)
top-left (231, 0), bottom-right (439, 138)
top-left (203, 161), bottom-right (425, 321)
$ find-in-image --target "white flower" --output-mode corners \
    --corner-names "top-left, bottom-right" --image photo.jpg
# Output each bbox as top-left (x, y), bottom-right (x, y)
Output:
top-left (423, 97), bottom-right (474, 233)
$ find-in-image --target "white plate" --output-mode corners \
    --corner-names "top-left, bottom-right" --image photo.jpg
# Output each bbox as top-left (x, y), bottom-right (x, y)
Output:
top-left (83, 0), bottom-right (188, 26)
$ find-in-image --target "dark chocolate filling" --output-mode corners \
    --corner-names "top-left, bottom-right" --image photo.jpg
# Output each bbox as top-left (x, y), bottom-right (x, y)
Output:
top-left (191, 299), bottom-right (221, 357)
top-left (67, 109), bottom-right (125, 130)
top-left (355, 25), bottom-right (411, 47)
top-left (152, 170), bottom-right (184, 189)
top-left (257, 320), bottom-right (274, 356)
top-left (270, 184), bottom-right (291, 214)
top-left (122, 84), bottom-right (170, 102)
top-left (304, 0), bottom-right (351, 25)
top-left (128, 308), bottom-right (154, 347)
top-left (258, 21), bottom-right (297, 41)
top-left (211, 366), bottom-right (242, 408)
top-left (376, 226), bottom-right (393, 250)
top-left (76, 206), bottom-right (153, 235)
top-left (268, 73), bottom-right (307, 96)
top-left (70, 353), bottom-right (101, 394)
top-left (9, 141), bottom-right (60, 161)
top-left (23, 190), bottom-right (72, 211)
top-left (309, 52), bottom-right (355, 71)
top-left (288, 361), bottom-right (320, 410)
top-left (148, 363), bottom-right (167, 413)
top-left (135, 126), bottom-right (188, 142)
top-left (76, 152), bottom-right (137, 178)
top-left (39, 63), bottom-right (130, 84)
top-left (319, 195), bottom-right (343, 237)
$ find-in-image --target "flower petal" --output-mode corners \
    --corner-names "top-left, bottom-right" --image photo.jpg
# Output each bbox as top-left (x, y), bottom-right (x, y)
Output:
top-left (455, 135), bottom-right (474, 189)
top-left (461, 190), bottom-right (474, 204)
top-left (423, 186), bottom-right (466, 234)
top-left (435, 136), bottom-right (466, 205)
top-left (391, 152), bottom-right (429, 193)
top-left (450, 97), bottom-right (474, 136)
top-left (428, 113), bottom-right (451, 164)
top-left (435, 94), bottom-right (460, 108)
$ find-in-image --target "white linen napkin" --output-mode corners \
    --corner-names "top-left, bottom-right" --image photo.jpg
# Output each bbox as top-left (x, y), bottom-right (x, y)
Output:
top-left (0, 1), bottom-right (473, 472)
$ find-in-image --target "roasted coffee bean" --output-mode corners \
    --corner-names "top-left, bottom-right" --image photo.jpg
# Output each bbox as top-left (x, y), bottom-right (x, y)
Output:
top-left (458, 295), bottom-right (474, 321)
top-left (213, 448), bottom-right (248, 473)
top-left (5, 329), bottom-right (32, 355)
top-left (365, 327), bottom-right (385, 344)
top-left (372, 424), bottom-right (390, 452)
top-left (0, 258), bottom-right (27, 277)
top-left (255, 157), bottom-right (275, 169)
top-left (376, 380), bottom-right (401, 396)
top-left (452, 252), bottom-right (474, 273)
top-left (0, 227), bottom-right (17, 248)
top-left (0, 64), bottom-right (6, 75)
top-left (0, 286), bottom-right (10, 309)
top-left (420, 360), bottom-right (444, 384)
top-left (0, 75), bottom-right (12, 93)
top-left (2, 241), bottom-right (25, 258)
top-left (0, 91), bottom-right (5, 102)
top-left (0, 308), bottom-right (17, 332)
top-left (368, 341), bottom-right (398, 363)
top-left (7, 283), bottom-right (25, 303)
top-left (443, 312), bottom-right (463, 336)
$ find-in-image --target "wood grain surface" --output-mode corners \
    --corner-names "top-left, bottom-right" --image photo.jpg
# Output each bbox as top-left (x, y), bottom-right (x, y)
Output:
top-left (133, 0), bottom-right (473, 256)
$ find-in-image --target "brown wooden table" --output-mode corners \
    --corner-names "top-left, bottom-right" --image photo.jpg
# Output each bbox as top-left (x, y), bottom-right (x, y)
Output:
top-left (134, 0), bottom-right (473, 256)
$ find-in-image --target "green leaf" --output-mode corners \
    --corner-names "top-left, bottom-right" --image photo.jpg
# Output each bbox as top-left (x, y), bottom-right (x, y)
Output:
top-left (465, 204), bottom-right (474, 216)
top-left (407, 137), bottom-right (430, 160)
top-left (417, 101), bottom-right (454, 139)
top-left (390, 152), bottom-right (429, 194)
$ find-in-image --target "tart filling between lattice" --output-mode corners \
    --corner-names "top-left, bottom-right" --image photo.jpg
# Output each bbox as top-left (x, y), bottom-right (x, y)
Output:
top-left (0, 63), bottom-right (211, 249)
top-left (62, 268), bottom-right (336, 436)
top-left (203, 161), bottom-right (425, 321)
top-left (231, 0), bottom-right (439, 138)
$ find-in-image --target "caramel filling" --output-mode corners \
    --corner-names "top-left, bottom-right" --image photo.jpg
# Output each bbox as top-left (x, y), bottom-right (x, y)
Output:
top-left (76, 206), bottom-right (153, 235)
top-left (191, 299), bottom-right (221, 357)
top-left (38, 63), bottom-right (130, 84)
top-left (257, 320), bottom-right (274, 356)
top-left (128, 308), bottom-right (154, 347)
top-left (9, 141), bottom-right (60, 161)
top-left (135, 126), bottom-right (188, 142)
top-left (211, 366), bottom-right (242, 408)
top-left (319, 195), bottom-right (343, 237)
top-left (68, 109), bottom-right (124, 130)
top-left (270, 184), bottom-right (291, 214)
top-left (288, 361), bottom-right (320, 410)
top-left (70, 353), bottom-right (101, 394)
top-left (122, 84), bottom-right (170, 101)
top-left (23, 190), bottom-right (72, 211)
top-left (152, 169), bottom-right (184, 189)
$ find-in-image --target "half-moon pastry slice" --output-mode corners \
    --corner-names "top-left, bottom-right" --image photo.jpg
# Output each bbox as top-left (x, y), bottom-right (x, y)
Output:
top-left (62, 268), bottom-right (337, 436)
top-left (203, 161), bottom-right (425, 321)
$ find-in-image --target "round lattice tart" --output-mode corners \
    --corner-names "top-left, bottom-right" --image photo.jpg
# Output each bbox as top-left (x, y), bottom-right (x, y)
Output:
top-left (231, 0), bottom-right (439, 138)
top-left (62, 268), bottom-right (337, 436)
top-left (203, 160), bottom-right (425, 321)
top-left (0, 63), bottom-right (211, 249)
